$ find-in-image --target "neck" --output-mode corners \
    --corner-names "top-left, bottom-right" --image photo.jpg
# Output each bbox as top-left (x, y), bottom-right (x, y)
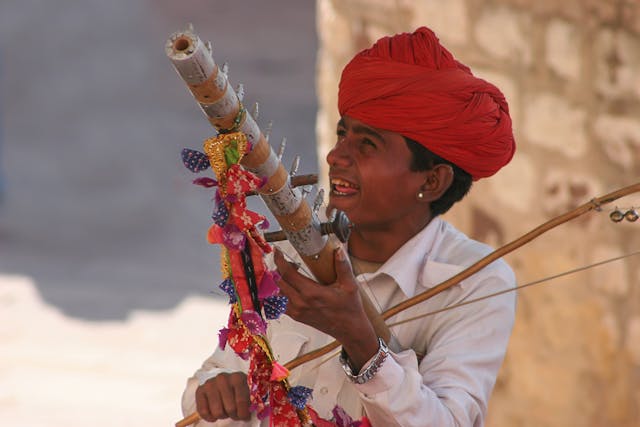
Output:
top-left (348, 215), bottom-right (434, 263)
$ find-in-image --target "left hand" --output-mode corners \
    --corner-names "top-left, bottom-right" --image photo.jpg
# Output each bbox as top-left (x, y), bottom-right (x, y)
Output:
top-left (273, 247), bottom-right (379, 368)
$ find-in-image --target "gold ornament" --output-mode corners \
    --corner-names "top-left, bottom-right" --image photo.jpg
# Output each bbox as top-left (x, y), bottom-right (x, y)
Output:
top-left (624, 208), bottom-right (639, 222)
top-left (610, 209), bottom-right (625, 222)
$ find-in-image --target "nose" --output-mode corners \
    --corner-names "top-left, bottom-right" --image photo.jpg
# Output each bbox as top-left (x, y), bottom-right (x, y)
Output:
top-left (326, 138), bottom-right (352, 168)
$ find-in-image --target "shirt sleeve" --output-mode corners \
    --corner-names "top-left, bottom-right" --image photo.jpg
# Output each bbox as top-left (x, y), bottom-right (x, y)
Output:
top-left (354, 268), bottom-right (516, 427)
top-left (180, 319), bottom-right (320, 426)
top-left (179, 243), bottom-right (302, 427)
top-left (180, 345), bottom-right (255, 427)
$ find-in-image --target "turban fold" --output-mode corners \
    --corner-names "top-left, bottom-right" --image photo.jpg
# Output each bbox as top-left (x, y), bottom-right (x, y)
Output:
top-left (338, 27), bottom-right (515, 180)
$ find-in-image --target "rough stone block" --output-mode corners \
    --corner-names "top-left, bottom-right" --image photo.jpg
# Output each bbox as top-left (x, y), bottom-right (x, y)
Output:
top-left (626, 316), bottom-right (640, 364)
top-left (524, 94), bottom-right (587, 158)
top-left (541, 170), bottom-right (602, 218)
top-left (593, 115), bottom-right (640, 172)
top-left (318, 0), bottom-right (358, 60)
top-left (594, 28), bottom-right (640, 99)
top-left (589, 244), bottom-right (630, 296)
top-left (546, 19), bottom-right (581, 81)
top-left (330, 0), bottom-right (413, 33)
top-left (622, 0), bottom-right (640, 35)
top-left (488, 152), bottom-right (536, 213)
top-left (474, 5), bottom-right (532, 65)
top-left (412, 0), bottom-right (468, 46)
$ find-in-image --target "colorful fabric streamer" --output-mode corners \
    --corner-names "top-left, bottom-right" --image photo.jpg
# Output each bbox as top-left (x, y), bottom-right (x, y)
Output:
top-left (182, 131), bottom-right (369, 426)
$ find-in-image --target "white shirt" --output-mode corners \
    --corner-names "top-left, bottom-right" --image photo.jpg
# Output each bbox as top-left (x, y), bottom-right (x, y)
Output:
top-left (182, 216), bottom-right (516, 426)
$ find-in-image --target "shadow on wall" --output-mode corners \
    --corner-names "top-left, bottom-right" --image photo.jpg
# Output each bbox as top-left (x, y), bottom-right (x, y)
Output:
top-left (0, 0), bottom-right (318, 320)
top-left (0, 50), bottom-right (5, 207)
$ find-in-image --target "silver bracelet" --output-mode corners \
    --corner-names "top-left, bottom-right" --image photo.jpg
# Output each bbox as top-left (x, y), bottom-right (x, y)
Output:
top-left (339, 337), bottom-right (389, 384)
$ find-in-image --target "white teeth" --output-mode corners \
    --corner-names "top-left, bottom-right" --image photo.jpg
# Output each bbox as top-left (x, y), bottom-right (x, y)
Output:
top-left (330, 178), bottom-right (359, 196)
top-left (330, 178), bottom-right (358, 189)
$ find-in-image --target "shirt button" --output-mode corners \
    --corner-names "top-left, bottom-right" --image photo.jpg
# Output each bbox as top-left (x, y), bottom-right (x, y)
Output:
top-left (320, 387), bottom-right (329, 395)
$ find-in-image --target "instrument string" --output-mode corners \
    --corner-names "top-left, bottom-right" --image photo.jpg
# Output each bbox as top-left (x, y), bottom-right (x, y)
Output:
top-left (386, 249), bottom-right (640, 328)
top-left (297, 249), bottom-right (640, 370)
top-left (265, 184), bottom-right (639, 364)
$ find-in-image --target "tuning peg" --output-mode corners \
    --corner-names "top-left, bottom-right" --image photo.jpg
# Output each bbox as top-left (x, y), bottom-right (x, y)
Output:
top-left (329, 208), bottom-right (339, 223)
top-left (301, 185), bottom-right (314, 200)
top-left (312, 188), bottom-right (325, 214)
top-left (320, 210), bottom-right (352, 243)
top-left (263, 209), bottom-right (352, 243)
top-left (264, 120), bottom-right (273, 141)
top-left (290, 156), bottom-right (300, 177)
top-left (625, 208), bottom-right (639, 222)
top-left (246, 173), bottom-right (317, 197)
top-left (251, 102), bottom-right (259, 119)
top-left (236, 83), bottom-right (244, 102)
top-left (277, 137), bottom-right (287, 161)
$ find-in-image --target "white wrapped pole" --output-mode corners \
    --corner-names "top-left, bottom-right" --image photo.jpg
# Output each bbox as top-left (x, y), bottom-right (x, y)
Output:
top-left (166, 26), bottom-right (338, 283)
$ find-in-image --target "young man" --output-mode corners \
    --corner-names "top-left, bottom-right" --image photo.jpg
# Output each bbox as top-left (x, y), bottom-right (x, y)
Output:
top-left (183, 27), bottom-right (516, 426)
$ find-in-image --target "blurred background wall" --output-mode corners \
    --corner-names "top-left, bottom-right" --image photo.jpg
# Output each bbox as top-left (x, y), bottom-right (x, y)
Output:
top-left (315, 1), bottom-right (640, 426)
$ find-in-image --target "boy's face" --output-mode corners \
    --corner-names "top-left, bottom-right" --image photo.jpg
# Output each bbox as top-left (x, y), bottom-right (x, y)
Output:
top-left (326, 116), bottom-right (428, 230)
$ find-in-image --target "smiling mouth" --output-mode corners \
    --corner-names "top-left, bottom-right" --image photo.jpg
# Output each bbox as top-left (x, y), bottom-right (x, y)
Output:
top-left (330, 178), bottom-right (360, 196)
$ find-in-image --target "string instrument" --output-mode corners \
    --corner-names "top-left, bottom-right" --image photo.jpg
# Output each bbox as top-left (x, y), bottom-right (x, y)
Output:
top-left (166, 25), bottom-right (386, 427)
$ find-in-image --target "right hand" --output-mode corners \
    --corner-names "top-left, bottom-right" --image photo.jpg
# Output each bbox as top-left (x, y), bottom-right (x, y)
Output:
top-left (195, 372), bottom-right (251, 422)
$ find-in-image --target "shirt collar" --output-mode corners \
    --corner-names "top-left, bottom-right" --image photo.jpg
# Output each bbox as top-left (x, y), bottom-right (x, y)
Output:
top-left (356, 216), bottom-right (444, 298)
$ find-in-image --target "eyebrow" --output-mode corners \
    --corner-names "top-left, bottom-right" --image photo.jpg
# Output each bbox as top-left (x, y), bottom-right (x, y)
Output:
top-left (337, 118), bottom-right (385, 143)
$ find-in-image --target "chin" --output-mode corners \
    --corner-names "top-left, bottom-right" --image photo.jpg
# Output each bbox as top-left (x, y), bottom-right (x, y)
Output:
top-left (327, 196), bottom-right (354, 216)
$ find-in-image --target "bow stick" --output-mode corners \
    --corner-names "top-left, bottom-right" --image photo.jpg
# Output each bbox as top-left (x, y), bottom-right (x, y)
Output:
top-left (283, 182), bottom-right (640, 370)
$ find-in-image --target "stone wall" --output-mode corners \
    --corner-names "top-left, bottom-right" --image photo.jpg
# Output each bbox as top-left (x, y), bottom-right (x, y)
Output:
top-left (316, 1), bottom-right (640, 426)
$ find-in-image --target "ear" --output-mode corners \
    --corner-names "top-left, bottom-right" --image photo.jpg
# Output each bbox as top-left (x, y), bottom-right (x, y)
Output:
top-left (417, 164), bottom-right (454, 202)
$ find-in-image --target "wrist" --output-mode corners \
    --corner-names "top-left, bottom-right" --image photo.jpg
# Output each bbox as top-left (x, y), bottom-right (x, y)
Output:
top-left (339, 326), bottom-right (379, 370)
top-left (340, 337), bottom-right (389, 385)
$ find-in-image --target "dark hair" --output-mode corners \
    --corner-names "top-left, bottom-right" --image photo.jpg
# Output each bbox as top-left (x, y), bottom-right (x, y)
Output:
top-left (404, 137), bottom-right (472, 216)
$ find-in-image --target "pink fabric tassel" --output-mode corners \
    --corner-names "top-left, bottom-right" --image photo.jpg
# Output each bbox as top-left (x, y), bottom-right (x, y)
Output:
top-left (269, 361), bottom-right (290, 381)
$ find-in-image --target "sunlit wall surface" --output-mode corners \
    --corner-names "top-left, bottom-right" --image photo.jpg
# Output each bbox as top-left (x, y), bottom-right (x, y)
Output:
top-left (316, 1), bottom-right (640, 426)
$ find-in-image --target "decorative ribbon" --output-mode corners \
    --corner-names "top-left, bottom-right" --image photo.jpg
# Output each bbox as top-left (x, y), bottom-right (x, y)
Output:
top-left (178, 131), bottom-right (370, 427)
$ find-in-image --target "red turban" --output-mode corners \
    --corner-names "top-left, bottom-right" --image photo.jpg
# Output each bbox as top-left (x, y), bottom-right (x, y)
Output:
top-left (338, 27), bottom-right (515, 180)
